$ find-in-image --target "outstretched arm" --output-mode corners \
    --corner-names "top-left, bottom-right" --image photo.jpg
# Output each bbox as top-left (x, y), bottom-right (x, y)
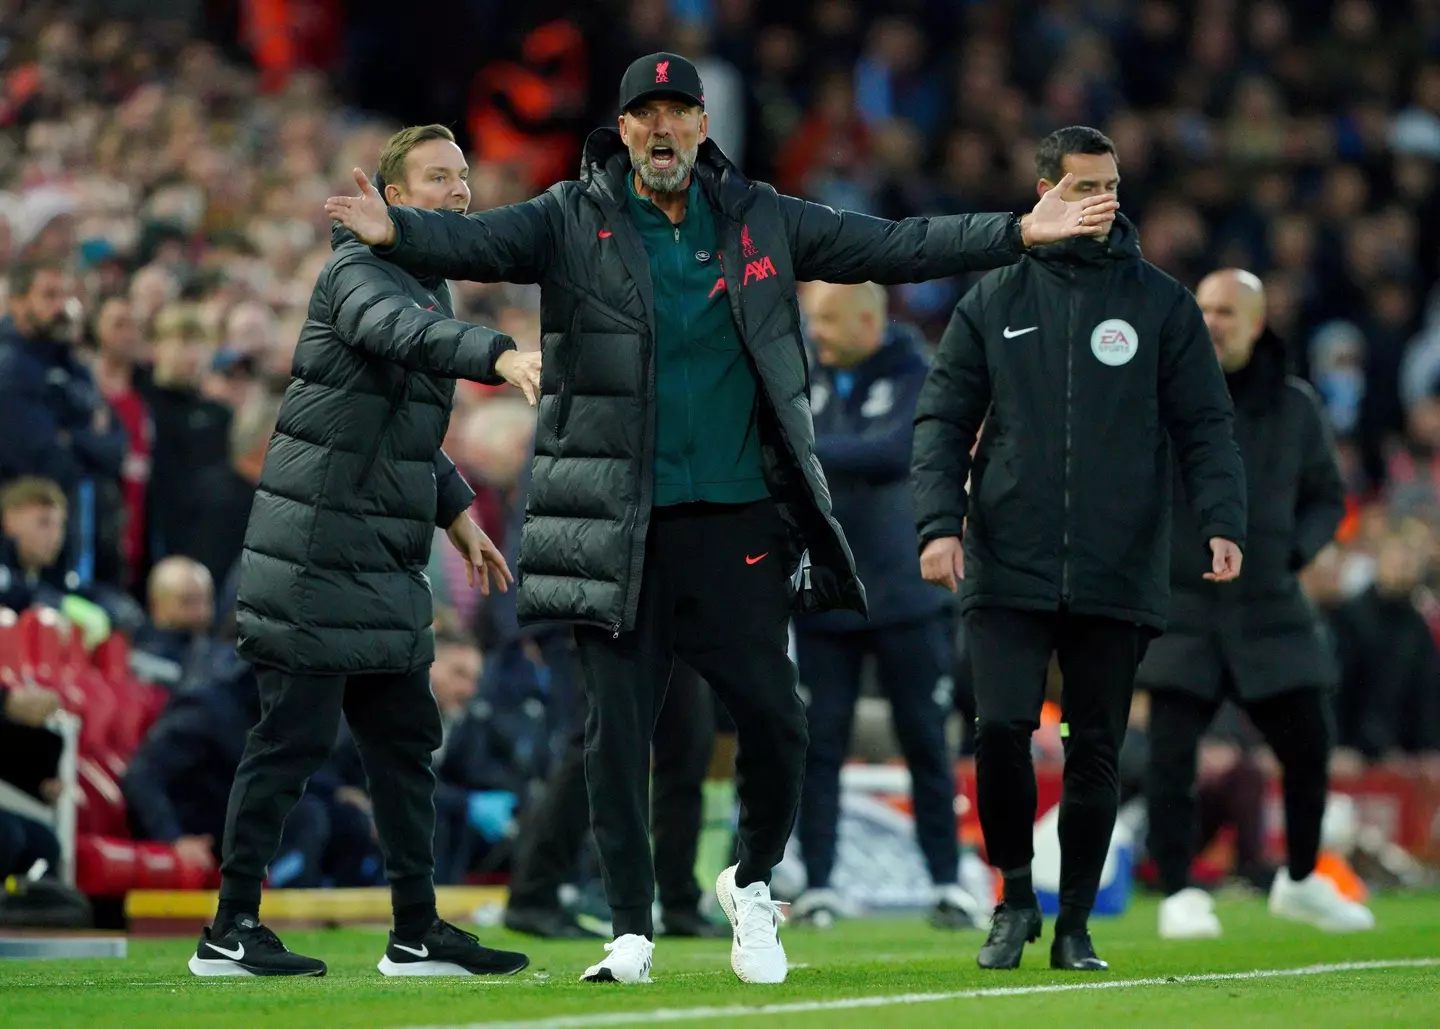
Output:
top-left (325, 168), bottom-right (554, 284)
top-left (784, 173), bottom-right (1117, 284)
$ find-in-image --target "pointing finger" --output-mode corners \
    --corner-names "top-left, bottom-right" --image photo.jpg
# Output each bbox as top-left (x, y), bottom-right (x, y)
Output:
top-left (1049, 172), bottom-right (1074, 195)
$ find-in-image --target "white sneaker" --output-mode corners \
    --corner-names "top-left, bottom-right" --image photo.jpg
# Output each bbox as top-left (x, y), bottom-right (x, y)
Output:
top-left (717, 865), bottom-right (788, 984)
top-left (579, 934), bottom-right (654, 983)
top-left (791, 888), bottom-right (848, 929)
top-left (1158, 887), bottom-right (1223, 939)
top-left (1268, 869), bottom-right (1376, 932)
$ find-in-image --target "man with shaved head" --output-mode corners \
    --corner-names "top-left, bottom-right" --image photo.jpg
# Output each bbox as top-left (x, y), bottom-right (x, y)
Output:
top-left (792, 281), bottom-right (979, 933)
top-left (1138, 268), bottom-right (1374, 939)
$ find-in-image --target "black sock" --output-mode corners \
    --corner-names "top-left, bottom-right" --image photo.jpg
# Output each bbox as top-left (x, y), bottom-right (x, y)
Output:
top-left (1001, 867), bottom-right (1036, 909)
top-left (394, 901), bottom-right (438, 942)
top-left (1055, 904), bottom-right (1089, 936)
top-left (213, 900), bottom-right (257, 935)
top-left (214, 874), bottom-right (263, 934)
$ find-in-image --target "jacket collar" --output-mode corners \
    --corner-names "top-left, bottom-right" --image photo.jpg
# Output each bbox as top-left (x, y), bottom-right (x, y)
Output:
top-left (1226, 326), bottom-right (1290, 413)
top-left (1031, 212), bottom-right (1143, 267)
top-left (580, 127), bottom-right (752, 217)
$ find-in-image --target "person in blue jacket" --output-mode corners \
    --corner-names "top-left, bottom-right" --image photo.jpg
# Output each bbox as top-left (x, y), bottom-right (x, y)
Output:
top-left (791, 281), bottom-right (979, 931)
top-left (0, 260), bottom-right (128, 590)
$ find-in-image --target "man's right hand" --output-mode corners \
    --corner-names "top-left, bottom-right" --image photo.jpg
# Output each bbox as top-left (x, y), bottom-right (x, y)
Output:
top-left (495, 349), bottom-right (542, 406)
top-left (920, 536), bottom-right (965, 593)
top-left (3, 686), bottom-right (61, 727)
top-left (174, 835), bottom-right (216, 870)
top-left (324, 168), bottom-right (398, 247)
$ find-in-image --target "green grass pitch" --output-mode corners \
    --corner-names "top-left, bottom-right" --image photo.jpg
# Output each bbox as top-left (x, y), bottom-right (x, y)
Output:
top-left (5, 893), bottom-right (1439, 1028)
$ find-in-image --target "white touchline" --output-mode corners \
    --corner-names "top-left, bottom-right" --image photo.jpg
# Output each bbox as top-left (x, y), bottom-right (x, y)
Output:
top-left (400, 958), bottom-right (1440, 1029)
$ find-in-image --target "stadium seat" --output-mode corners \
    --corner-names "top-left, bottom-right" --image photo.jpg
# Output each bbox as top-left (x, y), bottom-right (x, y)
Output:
top-left (0, 606), bottom-right (21, 687)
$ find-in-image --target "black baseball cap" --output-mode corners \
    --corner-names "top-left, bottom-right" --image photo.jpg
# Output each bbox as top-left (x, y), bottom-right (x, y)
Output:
top-left (619, 52), bottom-right (705, 114)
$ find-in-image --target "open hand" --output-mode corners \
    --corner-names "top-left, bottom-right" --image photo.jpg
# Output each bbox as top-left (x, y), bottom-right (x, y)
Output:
top-left (920, 536), bottom-right (965, 593)
top-left (1020, 174), bottom-right (1119, 246)
top-left (495, 349), bottom-right (542, 406)
top-left (447, 513), bottom-right (513, 596)
top-left (1204, 537), bottom-right (1243, 582)
top-left (324, 168), bottom-right (397, 247)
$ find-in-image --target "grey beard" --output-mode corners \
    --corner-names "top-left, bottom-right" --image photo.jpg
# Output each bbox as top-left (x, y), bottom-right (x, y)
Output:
top-left (631, 145), bottom-right (696, 193)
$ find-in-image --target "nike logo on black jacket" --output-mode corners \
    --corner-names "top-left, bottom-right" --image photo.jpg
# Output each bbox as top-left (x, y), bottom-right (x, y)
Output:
top-left (910, 214), bottom-right (1247, 632)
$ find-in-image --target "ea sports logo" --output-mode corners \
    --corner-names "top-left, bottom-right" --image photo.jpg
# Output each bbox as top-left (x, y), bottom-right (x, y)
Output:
top-left (1090, 318), bottom-right (1138, 367)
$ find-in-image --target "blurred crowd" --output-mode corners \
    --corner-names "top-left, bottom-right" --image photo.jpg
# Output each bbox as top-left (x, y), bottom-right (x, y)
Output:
top-left (1, 0), bottom-right (1438, 902)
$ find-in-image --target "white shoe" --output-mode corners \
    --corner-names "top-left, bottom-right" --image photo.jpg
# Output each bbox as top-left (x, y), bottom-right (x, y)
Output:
top-left (1158, 887), bottom-right (1223, 939)
top-left (790, 888), bottom-right (848, 929)
top-left (717, 865), bottom-right (788, 984)
top-left (1268, 869), bottom-right (1376, 932)
top-left (579, 934), bottom-right (654, 983)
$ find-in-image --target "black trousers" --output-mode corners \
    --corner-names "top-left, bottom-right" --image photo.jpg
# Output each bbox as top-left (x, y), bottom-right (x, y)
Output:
top-left (575, 500), bottom-right (804, 939)
top-left (1147, 686), bottom-right (1331, 895)
top-left (966, 607), bottom-right (1149, 924)
top-left (507, 659), bottom-right (716, 913)
top-left (796, 614), bottom-right (958, 890)
top-left (219, 666), bottom-right (442, 915)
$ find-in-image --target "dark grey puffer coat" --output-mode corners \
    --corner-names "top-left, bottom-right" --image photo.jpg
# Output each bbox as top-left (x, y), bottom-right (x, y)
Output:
top-left (235, 223), bottom-right (514, 674)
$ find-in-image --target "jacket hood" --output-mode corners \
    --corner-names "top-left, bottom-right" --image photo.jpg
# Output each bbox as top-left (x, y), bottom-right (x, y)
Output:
top-left (1032, 211), bottom-right (1143, 266)
top-left (579, 127), bottom-right (751, 214)
top-left (1226, 325), bottom-right (1290, 412)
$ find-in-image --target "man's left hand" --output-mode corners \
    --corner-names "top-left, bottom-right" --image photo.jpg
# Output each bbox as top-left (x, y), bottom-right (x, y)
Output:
top-left (495, 349), bottom-right (542, 406)
top-left (447, 513), bottom-right (513, 596)
top-left (1204, 537), bottom-right (1243, 582)
top-left (1020, 174), bottom-right (1119, 246)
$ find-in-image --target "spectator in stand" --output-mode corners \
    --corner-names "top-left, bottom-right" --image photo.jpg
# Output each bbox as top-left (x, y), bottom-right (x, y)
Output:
top-left (88, 296), bottom-right (153, 593)
top-left (0, 682), bottom-right (63, 881)
top-left (790, 281), bottom-right (978, 933)
top-left (1328, 527), bottom-right (1440, 772)
top-left (140, 304), bottom-right (231, 568)
top-left (130, 556), bottom-right (221, 693)
top-left (0, 260), bottom-right (128, 591)
top-left (0, 479), bottom-right (69, 613)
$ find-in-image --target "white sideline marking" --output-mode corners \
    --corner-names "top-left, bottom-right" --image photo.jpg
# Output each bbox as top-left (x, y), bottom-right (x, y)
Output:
top-left (401, 958), bottom-right (1440, 1029)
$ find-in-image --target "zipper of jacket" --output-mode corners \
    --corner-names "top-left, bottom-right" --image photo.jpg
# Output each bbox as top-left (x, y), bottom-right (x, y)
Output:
top-left (1062, 270), bottom-right (1078, 604)
top-left (675, 223), bottom-right (695, 500)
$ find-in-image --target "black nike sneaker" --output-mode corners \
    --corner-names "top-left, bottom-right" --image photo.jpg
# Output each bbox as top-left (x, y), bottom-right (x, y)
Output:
top-left (378, 919), bottom-right (530, 977)
top-left (188, 915), bottom-right (326, 977)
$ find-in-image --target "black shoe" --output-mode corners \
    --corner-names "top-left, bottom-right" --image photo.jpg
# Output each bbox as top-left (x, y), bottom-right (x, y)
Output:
top-left (504, 906), bottom-right (605, 939)
top-left (658, 906), bottom-right (729, 938)
top-left (189, 915), bottom-right (326, 977)
top-left (1050, 929), bottom-right (1109, 971)
top-left (929, 886), bottom-right (984, 931)
top-left (976, 902), bottom-right (1043, 970)
top-left (379, 919), bottom-right (529, 977)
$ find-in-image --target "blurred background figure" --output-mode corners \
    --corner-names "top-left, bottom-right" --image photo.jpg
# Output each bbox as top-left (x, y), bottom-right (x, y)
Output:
top-left (1137, 268), bottom-right (1372, 940)
top-left (792, 280), bottom-right (977, 932)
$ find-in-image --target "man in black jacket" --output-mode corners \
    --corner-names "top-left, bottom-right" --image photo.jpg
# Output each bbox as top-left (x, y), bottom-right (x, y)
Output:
top-left (1138, 269), bottom-right (1374, 939)
top-left (912, 126), bottom-right (1247, 973)
top-left (790, 281), bottom-right (977, 932)
top-left (326, 53), bottom-right (1116, 986)
top-left (195, 125), bottom-right (537, 980)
